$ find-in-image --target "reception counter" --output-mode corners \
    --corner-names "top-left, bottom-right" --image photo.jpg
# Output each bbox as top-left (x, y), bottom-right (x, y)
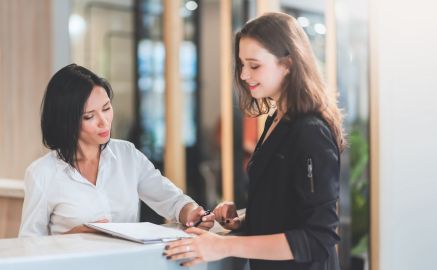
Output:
top-left (0, 233), bottom-right (247, 270)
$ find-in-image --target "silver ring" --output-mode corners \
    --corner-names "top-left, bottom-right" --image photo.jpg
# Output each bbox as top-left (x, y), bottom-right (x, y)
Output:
top-left (186, 245), bottom-right (191, 252)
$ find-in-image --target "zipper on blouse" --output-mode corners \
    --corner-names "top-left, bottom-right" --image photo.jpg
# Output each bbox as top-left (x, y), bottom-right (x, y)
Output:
top-left (307, 157), bottom-right (314, 193)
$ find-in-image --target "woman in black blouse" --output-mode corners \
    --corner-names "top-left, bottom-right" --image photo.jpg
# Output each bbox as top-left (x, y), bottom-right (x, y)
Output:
top-left (165, 12), bottom-right (346, 270)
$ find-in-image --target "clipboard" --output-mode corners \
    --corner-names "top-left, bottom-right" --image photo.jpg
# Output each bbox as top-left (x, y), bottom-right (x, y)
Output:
top-left (85, 222), bottom-right (192, 244)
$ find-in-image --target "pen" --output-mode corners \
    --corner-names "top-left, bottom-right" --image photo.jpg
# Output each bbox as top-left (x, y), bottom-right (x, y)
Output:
top-left (193, 210), bottom-right (211, 227)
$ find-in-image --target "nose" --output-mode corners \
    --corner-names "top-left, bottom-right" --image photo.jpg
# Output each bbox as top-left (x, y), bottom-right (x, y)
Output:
top-left (240, 66), bottom-right (250, 81)
top-left (97, 113), bottom-right (109, 128)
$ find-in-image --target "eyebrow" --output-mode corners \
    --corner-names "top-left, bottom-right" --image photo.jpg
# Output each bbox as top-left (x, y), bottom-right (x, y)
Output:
top-left (84, 100), bottom-right (110, 114)
top-left (244, 58), bottom-right (259, 61)
top-left (239, 57), bottom-right (260, 63)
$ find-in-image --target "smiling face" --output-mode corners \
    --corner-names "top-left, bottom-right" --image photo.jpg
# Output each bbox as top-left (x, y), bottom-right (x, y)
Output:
top-left (238, 37), bottom-right (289, 101)
top-left (78, 86), bottom-right (113, 148)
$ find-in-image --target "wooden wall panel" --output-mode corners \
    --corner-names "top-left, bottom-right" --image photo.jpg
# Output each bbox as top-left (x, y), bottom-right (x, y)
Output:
top-left (0, 0), bottom-right (51, 179)
top-left (0, 197), bottom-right (23, 238)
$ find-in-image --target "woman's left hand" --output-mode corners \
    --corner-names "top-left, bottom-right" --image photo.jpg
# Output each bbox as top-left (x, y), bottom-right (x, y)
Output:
top-left (163, 227), bottom-right (228, 267)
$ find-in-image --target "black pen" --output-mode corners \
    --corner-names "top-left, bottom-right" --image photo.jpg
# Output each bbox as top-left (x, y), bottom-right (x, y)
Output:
top-left (193, 210), bottom-right (211, 227)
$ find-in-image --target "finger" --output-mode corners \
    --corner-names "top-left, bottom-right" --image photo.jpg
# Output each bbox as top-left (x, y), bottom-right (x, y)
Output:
top-left (166, 251), bottom-right (198, 261)
top-left (225, 206), bottom-right (237, 219)
top-left (218, 205), bottom-right (228, 222)
top-left (193, 206), bottom-right (203, 215)
top-left (213, 209), bottom-right (223, 223)
top-left (202, 212), bottom-right (215, 222)
top-left (95, 219), bottom-right (109, 223)
top-left (213, 203), bottom-right (227, 222)
top-left (229, 217), bottom-right (242, 230)
top-left (231, 216), bottom-right (240, 224)
top-left (212, 204), bottom-right (220, 216)
top-left (185, 226), bottom-right (208, 235)
top-left (165, 239), bottom-right (193, 252)
top-left (198, 207), bottom-right (206, 216)
top-left (197, 221), bottom-right (214, 230)
top-left (165, 243), bottom-right (197, 257)
top-left (186, 207), bottom-right (205, 227)
top-left (213, 202), bottom-right (224, 215)
top-left (180, 257), bottom-right (204, 267)
top-left (225, 215), bottom-right (239, 223)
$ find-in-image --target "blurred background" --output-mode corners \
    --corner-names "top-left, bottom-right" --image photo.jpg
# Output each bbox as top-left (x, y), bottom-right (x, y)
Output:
top-left (1, 1), bottom-right (436, 270)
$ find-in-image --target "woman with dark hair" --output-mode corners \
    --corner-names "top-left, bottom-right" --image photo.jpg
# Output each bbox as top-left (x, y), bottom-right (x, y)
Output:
top-left (165, 12), bottom-right (345, 270)
top-left (19, 64), bottom-right (214, 236)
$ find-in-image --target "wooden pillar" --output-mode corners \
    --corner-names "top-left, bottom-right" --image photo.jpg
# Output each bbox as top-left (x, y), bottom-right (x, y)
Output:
top-left (220, 0), bottom-right (234, 201)
top-left (369, 0), bottom-right (380, 268)
top-left (163, 0), bottom-right (186, 191)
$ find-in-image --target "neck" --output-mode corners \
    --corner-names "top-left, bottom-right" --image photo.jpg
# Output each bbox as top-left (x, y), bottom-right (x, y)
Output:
top-left (76, 143), bottom-right (100, 163)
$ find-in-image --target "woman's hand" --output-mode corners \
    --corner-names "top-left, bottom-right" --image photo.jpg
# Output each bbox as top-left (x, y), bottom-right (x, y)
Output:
top-left (163, 227), bottom-right (229, 267)
top-left (184, 206), bottom-right (215, 230)
top-left (213, 202), bottom-right (241, 230)
top-left (62, 219), bottom-right (108, 234)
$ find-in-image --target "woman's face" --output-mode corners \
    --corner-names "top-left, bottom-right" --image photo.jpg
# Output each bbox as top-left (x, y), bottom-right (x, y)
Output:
top-left (78, 86), bottom-right (113, 147)
top-left (239, 37), bottom-right (289, 101)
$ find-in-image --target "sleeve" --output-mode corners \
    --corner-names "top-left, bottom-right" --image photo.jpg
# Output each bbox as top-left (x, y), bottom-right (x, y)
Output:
top-left (19, 168), bottom-right (50, 237)
top-left (134, 148), bottom-right (195, 222)
top-left (284, 119), bottom-right (340, 263)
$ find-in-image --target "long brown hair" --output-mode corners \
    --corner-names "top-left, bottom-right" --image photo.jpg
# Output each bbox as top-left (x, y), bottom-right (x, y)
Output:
top-left (234, 12), bottom-right (346, 151)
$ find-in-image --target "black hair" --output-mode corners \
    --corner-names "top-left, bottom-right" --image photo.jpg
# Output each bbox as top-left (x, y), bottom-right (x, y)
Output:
top-left (41, 63), bottom-right (113, 168)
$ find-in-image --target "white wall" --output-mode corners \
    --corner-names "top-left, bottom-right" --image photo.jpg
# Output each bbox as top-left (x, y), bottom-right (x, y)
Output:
top-left (52, 0), bottom-right (71, 73)
top-left (374, 0), bottom-right (437, 269)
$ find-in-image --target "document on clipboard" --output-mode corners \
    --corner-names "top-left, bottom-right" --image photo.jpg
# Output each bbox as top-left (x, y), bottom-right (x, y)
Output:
top-left (85, 222), bottom-right (192, 244)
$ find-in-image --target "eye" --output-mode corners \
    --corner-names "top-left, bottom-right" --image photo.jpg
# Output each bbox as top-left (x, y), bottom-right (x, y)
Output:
top-left (83, 115), bottom-right (93, 120)
top-left (250, 65), bottom-right (259, 70)
top-left (103, 106), bottom-right (111, 112)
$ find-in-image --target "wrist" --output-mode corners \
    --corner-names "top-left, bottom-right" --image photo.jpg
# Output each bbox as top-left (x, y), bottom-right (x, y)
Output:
top-left (221, 236), bottom-right (237, 258)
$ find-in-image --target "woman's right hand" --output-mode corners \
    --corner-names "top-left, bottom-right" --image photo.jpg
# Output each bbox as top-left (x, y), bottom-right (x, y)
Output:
top-left (63, 219), bottom-right (108, 234)
top-left (213, 202), bottom-right (241, 230)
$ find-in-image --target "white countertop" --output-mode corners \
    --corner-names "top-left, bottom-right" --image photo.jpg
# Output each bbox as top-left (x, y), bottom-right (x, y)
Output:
top-left (0, 233), bottom-right (147, 260)
top-left (0, 178), bottom-right (24, 198)
top-left (0, 231), bottom-right (246, 270)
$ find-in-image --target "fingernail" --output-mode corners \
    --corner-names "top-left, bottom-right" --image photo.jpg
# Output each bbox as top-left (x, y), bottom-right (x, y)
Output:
top-left (165, 245), bottom-right (169, 250)
top-left (225, 219), bottom-right (230, 223)
top-left (162, 252), bottom-right (166, 256)
top-left (180, 263), bottom-right (184, 266)
top-left (166, 256), bottom-right (171, 260)
top-left (221, 217), bottom-right (224, 222)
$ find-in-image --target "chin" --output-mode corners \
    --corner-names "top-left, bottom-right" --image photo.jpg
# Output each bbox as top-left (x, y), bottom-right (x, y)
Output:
top-left (250, 92), bottom-right (267, 99)
top-left (97, 137), bottom-right (110, 145)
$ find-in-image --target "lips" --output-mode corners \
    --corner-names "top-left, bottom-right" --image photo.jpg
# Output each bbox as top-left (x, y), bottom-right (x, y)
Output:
top-left (98, 131), bottom-right (110, 138)
top-left (248, 83), bottom-right (259, 91)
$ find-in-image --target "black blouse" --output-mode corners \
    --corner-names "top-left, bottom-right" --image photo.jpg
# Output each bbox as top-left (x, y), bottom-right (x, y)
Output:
top-left (244, 113), bottom-right (341, 270)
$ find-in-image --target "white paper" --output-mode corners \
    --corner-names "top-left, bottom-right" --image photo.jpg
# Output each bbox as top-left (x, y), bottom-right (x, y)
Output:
top-left (85, 222), bottom-right (191, 244)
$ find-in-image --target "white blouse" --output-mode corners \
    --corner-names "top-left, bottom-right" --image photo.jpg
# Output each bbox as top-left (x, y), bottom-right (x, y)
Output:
top-left (19, 139), bottom-right (195, 237)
